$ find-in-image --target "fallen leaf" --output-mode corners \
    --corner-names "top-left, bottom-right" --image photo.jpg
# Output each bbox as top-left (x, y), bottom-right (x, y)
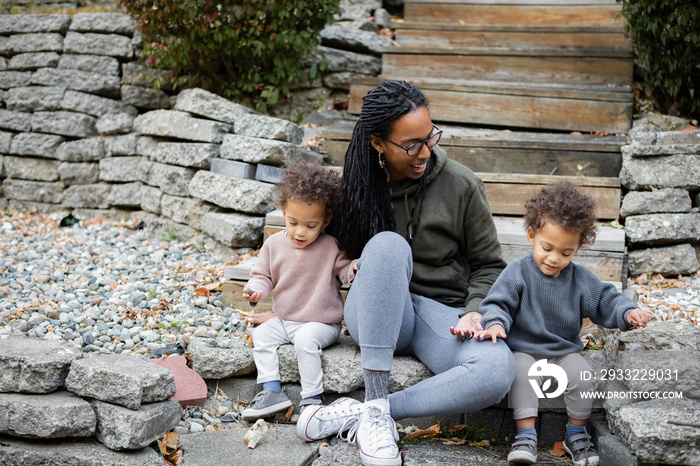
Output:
top-left (403, 422), bottom-right (440, 441)
top-left (284, 405), bottom-right (294, 422)
top-left (443, 439), bottom-right (467, 446)
top-left (243, 419), bottom-right (269, 449)
top-left (204, 282), bottom-right (221, 292)
top-left (244, 334), bottom-right (254, 348)
top-left (194, 287), bottom-right (210, 296)
top-left (110, 281), bottom-right (117, 291)
top-left (550, 441), bottom-right (566, 457)
top-left (679, 124), bottom-right (697, 131)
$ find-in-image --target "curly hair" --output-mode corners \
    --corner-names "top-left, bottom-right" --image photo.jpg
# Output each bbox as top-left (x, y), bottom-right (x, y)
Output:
top-left (275, 161), bottom-right (341, 220)
top-left (523, 181), bottom-right (597, 246)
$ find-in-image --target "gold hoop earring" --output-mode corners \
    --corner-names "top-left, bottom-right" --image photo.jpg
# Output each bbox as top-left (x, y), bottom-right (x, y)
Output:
top-left (378, 153), bottom-right (384, 168)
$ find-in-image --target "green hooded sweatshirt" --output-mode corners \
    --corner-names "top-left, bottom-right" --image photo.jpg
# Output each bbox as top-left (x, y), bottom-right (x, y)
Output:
top-left (389, 145), bottom-right (506, 313)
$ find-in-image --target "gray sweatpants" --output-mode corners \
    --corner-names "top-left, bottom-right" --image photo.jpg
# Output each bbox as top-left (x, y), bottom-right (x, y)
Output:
top-left (343, 231), bottom-right (516, 421)
top-left (510, 352), bottom-right (594, 420)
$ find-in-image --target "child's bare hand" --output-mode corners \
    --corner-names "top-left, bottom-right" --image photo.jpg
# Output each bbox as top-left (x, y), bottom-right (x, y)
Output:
top-left (242, 311), bottom-right (275, 325)
top-left (450, 312), bottom-right (483, 340)
top-left (474, 324), bottom-right (507, 343)
top-left (627, 308), bottom-right (651, 328)
top-left (242, 286), bottom-right (262, 304)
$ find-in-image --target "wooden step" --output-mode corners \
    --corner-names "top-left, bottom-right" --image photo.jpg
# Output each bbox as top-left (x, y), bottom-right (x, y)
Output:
top-left (320, 118), bottom-right (624, 177)
top-left (382, 46), bottom-right (633, 86)
top-left (404, 0), bottom-right (624, 27)
top-left (393, 21), bottom-right (631, 49)
top-left (349, 76), bottom-right (632, 133)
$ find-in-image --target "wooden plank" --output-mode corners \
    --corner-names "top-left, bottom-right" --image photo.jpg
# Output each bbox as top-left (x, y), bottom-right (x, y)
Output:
top-left (264, 225), bottom-right (284, 241)
top-left (382, 53), bottom-right (633, 87)
top-left (501, 245), bottom-right (623, 282)
top-left (393, 20), bottom-right (626, 33)
top-left (222, 279), bottom-right (274, 313)
top-left (476, 172), bottom-right (619, 187)
top-left (384, 45), bottom-right (633, 58)
top-left (404, 4), bottom-right (623, 27)
top-left (405, 0), bottom-right (619, 4)
top-left (394, 28), bottom-right (631, 50)
top-left (349, 81), bottom-right (632, 133)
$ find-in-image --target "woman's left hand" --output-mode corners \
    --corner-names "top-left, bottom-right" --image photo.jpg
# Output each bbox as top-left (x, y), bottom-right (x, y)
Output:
top-left (450, 311), bottom-right (483, 340)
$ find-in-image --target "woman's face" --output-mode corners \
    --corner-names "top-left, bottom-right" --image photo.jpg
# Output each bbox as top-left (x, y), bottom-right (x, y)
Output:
top-left (370, 106), bottom-right (434, 180)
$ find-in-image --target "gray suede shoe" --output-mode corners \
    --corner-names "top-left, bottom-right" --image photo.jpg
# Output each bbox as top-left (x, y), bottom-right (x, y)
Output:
top-left (564, 427), bottom-right (599, 466)
top-left (507, 433), bottom-right (538, 464)
top-left (241, 389), bottom-right (293, 421)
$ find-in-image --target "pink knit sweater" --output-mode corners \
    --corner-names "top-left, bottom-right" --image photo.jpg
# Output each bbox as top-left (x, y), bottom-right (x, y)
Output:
top-left (246, 231), bottom-right (355, 323)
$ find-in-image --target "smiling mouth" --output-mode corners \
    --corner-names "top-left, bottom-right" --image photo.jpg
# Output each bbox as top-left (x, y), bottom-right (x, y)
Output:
top-left (411, 162), bottom-right (427, 169)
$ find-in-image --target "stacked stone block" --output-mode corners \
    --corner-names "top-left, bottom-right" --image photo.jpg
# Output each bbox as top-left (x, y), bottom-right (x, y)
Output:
top-left (620, 121), bottom-right (700, 276)
top-left (0, 334), bottom-right (180, 451)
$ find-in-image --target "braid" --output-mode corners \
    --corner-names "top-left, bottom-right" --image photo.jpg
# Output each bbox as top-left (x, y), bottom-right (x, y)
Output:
top-left (333, 81), bottom-right (429, 258)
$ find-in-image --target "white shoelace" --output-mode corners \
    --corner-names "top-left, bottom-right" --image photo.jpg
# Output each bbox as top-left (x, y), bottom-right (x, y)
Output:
top-left (346, 406), bottom-right (399, 448)
top-left (315, 403), bottom-right (365, 438)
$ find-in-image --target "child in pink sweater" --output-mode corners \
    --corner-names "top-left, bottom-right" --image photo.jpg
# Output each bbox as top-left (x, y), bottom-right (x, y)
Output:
top-left (241, 162), bottom-right (356, 421)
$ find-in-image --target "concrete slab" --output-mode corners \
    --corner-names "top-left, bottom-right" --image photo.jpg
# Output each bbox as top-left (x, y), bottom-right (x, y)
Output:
top-left (178, 424), bottom-right (321, 465)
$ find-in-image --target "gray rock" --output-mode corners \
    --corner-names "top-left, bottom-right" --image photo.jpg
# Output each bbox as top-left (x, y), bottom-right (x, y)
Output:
top-left (0, 391), bottom-right (95, 438)
top-left (91, 399), bottom-right (180, 450)
top-left (316, 45), bottom-right (382, 74)
top-left (6, 86), bottom-right (64, 112)
top-left (235, 114), bottom-right (304, 144)
top-left (2, 179), bottom-right (64, 203)
top-left (0, 58), bottom-right (5, 71)
top-left (0, 33), bottom-right (64, 54)
top-left (620, 152), bottom-right (700, 191)
top-left (620, 188), bottom-right (692, 218)
top-left (0, 334), bottom-right (83, 393)
top-left (0, 71), bottom-right (33, 89)
top-left (58, 53), bottom-right (120, 76)
top-left (0, 109), bottom-right (32, 132)
top-left (65, 353), bottom-right (176, 410)
top-left (210, 158), bottom-right (256, 180)
top-left (301, 109), bottom-right (345, 127)
top-left (626, 129), bottom-right (700, 155)
top-left (289, 87), bottom-right (332, 115)
top-left (0, 132), bottom-right (10, 153)
top-left (58, 161), bottom-right (100, 186)
top-left (61, 184), bottom-right (111, 208)
top-left (31, 111), bottom-right (97, 138)
top-left (617, 350), bottom-right (700, 397)
top-left (62, 90), bottom-right (133, 118)
top-left (108, 182), bottom-right (143, 208)
top-left (145, 215), bottom-right (199, 241)
top-left (220, 134), bottom-right (301, 166)
top-left (255, 164), bottom-right (282, 184)
top-left (187, 337), bottom-right (256, 379)
top-left (0, 14), bottom-right (71, 34)
top-left (160, 194), bottom-right (219, 230)
top-left (188, 170), bottom-right (275, 214)
top-left (154, 142), bottom-right (218, 169)
top-left (146, 161), bottom-right (196, 196)
top-left (3, 155), bottom-right (60, 181)
top-left (63, 31), bottom-right (134, 60)
top-left (322, 71), bottom-right (367, 90)
top-left (7, 52), bottom-right (60, 71)
top-left (321, 23), bottom-right (392, 55)
top-left (104, 133), bottom-right (139, 156)
top-left (629, 243), bottom-right (700, 276)
top-left (56, 137), bottom-right (105, 162)
top-left (69, 13), bottom-right (134, 36)
top-left (135, 110), bottom-right (232, 143)
top-left (31, 67), bottom-right (121, 99)
top-left (9, 132), bottom-right (64, 157)
top-left (625, 213), bottom-right (700, 245)
top-left (140, 185), bottom-right (162, 214)
top-left (0, 435), bottom-right (163, 466)
top-left (609, 398), bottom-right (700, 465)
top-left (136, 135), bottom-right (165, 158)
top-left (99, 156), bottom-right (149, 183)
top-left (121, 63), bottom-right (175, 91)
top-left (121, 85), bottom-right (171, 110)
top-left (173, 87), bottom-right (252, 124)
top-left (200, 212), bottom-right (265, 248)
top-left (96, 113), bottom-right (135, 135)
top-left (337, 0), bottom-right (382, 21)
top-left (374, 8), bottom-right (392, 29)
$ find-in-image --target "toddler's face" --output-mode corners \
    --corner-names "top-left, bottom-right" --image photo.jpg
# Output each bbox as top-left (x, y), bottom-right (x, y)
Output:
top-left (282, 199), bottom-right (330, 249)
top-left (527, 221), bottom-right (581, 277)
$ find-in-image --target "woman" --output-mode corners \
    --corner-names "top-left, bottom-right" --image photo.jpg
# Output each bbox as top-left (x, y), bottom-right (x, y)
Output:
top-left (297, 81), bottom-right (516, 466)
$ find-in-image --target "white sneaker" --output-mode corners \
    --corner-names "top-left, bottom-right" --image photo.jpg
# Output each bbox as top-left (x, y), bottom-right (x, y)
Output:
top-left (296, 397), bottom-right (364, 441)
top-left (347, 398), bottom-right (401, 466)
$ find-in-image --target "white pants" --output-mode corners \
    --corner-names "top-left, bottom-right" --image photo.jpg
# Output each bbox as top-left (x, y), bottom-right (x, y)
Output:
top-left (252, 317), bottom-right (341, 398)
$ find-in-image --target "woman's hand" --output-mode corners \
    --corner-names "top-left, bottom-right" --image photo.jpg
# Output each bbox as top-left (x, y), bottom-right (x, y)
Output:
top-left (450, 311), bottom-right (484, 340)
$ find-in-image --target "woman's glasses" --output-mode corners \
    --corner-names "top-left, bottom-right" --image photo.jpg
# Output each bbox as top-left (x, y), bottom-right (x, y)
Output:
top-left (384, 124), bottom-right (442, 157)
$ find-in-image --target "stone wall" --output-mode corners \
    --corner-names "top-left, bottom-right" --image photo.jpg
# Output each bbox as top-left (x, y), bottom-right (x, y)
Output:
top-left (620, 114), bottom-right (700, 277)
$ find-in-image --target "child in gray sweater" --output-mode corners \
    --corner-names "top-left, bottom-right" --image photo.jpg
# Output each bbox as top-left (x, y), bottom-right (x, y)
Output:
top-left (475, 181), bottom-right (650, 466)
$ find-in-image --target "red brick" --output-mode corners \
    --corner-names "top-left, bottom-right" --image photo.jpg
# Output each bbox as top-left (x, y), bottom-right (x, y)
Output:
top-left (149, 355), bottom-right (207, 407)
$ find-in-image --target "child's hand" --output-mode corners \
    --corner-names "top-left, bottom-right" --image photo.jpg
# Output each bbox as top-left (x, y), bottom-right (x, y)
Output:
top-left (473, 324), bottom-right (507, 343)
top-left (627, 308), bottom-right (651, 328)
top-left (242, 311), bottom-right (275, 325)
top-left (242, 286), bottom-right (262, 304)
top-left (450, 312), bottom-right (483, 340)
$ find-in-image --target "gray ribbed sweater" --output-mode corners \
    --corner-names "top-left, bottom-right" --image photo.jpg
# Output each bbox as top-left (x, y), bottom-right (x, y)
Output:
top-left (479, 254), bottom-right (635, 356)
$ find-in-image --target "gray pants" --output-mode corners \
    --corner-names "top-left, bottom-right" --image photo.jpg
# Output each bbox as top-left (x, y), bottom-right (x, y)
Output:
top-left (343, 231), bottom-right (516, 421)
top-left (510, 352), bottom-right (594, 420)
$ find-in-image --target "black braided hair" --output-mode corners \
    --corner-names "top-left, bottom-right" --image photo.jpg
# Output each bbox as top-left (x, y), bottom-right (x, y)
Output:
top-left (333, 81), bottom-right (429, 258)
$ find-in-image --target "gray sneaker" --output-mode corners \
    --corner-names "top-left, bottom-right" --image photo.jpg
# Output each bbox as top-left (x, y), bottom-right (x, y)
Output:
top-left (507, 433), bottom-right (538, 464)
top-left (299, 397), bottom-right (322, 414)
top-left (564, 428), bottom-right (599, 466)
top-left (241, 389), bottom-right (293, 421)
